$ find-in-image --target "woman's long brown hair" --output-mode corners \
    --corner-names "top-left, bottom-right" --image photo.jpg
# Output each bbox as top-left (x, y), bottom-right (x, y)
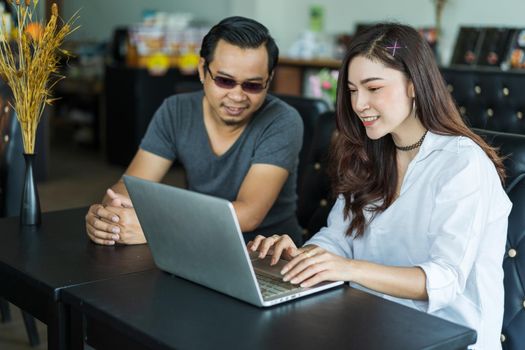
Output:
top-left (331, 23), bottom-right (505, 237)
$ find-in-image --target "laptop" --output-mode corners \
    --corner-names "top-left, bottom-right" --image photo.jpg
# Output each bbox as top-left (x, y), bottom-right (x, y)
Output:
top-left (123, 175), bottom-right (343, 307)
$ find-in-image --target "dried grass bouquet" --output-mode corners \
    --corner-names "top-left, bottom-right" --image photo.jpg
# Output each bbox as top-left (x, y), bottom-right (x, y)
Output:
top-left (0, 0), bottom-right (77, 154)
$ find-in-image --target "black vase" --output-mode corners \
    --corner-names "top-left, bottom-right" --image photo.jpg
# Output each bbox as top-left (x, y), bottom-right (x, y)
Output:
top-left (20, 153), bottom-right (41, 226)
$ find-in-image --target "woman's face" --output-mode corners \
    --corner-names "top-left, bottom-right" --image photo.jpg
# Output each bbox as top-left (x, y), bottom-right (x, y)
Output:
top-left (347, 55), bottom-right (416, 141)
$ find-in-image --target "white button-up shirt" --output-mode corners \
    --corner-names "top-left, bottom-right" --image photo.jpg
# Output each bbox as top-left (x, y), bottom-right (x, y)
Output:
top-left (306, 131), bottom-right (512, 350)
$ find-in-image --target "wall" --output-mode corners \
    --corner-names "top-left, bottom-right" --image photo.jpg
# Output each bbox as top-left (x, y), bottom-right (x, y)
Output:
top-left (233, 0), bottom-right (525, 65)
top-left (62, 0), bottom-right (231, 41)
top-left (61, 0), bottom-right (525, 65)
top-left (230, 0), bottom-right (255, 18)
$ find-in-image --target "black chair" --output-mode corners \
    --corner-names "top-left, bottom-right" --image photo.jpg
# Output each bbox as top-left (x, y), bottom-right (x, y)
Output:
top-left (296, 111), bottom-right (337, 238)
top-left (275, 94), bottom-right (330, 191)
top-left (274, 95), bottom-right (332, 239)
top-left (473, 128), bottom-right (525, 350)
top-left (439, 68), bottom-right (525, 349)
top-left (105, 64), bottom-right (200, 166)
top-left (441, 67), bottom-right (525, 134)
top-left (0, 84), bottom-right (40, 347)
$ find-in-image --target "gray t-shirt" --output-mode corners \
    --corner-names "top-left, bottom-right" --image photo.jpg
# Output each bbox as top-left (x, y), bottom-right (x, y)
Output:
top-left (140, 91), bottom-right (304, 243)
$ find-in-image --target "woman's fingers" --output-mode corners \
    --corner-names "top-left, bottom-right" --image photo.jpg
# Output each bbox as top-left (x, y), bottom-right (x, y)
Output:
top-left (248, 235), bottom-right (266, 252)
top-left (257, 235), bottom-right (282, 258)
top-left (299, 270), bottom-right (332, 288)
top-left (287, 259), bottom-right (325, 284)
top-left (247, 235), bottom-right (297, 263)
top-left (270, 235), bottom-right (296, 265)
top-left (281, 246), bottom-right (319, 274)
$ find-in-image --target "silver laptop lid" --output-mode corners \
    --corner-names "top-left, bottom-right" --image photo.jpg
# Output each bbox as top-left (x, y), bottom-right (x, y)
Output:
top-left (123, 175), bottom-right (264, 306)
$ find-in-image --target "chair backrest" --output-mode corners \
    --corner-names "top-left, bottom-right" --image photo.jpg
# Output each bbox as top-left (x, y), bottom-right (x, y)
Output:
top-left (441, 67), bottom-right (525, 134)
top-left (274, 94), bottom-right (330, 193)
top-left (0, 83), bottom-right (24, 218)
top-left (473, 128), bottom-right (525, 350)
top-left (501, 176), bottom-right (525, 350)
top-left (473, 128), bottom-right (525, 193)
top-left (296, 111), bottom-right (336, 238)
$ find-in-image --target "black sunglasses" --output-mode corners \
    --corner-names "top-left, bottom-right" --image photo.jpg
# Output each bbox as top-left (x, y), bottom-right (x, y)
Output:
top-left (206, 66), bottom-right (270, 94)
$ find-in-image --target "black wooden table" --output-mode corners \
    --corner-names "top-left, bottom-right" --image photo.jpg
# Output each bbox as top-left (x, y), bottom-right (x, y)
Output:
top-left (0, 207), bottom-right (155, 349)
top-left (63, 268), bottom-right (477, 350)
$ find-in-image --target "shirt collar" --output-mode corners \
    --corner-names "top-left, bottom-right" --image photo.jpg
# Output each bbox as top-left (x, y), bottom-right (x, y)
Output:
top-left (413, 130), bottom-right (461, 163)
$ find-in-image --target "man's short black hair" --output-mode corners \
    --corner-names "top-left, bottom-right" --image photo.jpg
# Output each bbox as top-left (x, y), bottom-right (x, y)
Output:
top-left (200, 16), bottom-right (279, 75)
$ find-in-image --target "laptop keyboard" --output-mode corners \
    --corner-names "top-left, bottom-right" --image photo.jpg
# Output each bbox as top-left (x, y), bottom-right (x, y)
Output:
top-left (256, 272), bottom-right (303, 299)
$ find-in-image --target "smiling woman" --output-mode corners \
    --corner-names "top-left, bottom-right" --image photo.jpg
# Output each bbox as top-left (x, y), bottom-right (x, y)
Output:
top-left (347, 55), bottom-right (419, 142)
top-left (250, 22), bottom-right (511, 350)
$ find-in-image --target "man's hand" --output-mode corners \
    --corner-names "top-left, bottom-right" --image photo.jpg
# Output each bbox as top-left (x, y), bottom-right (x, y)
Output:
top-left (103, 205), bottom-right (146, 245)
top-left (106, 188), bottom-right (133, 208)
top-left (85, 149), bottom-right (172, 246)
top-left (85, 188), bottom-right (146, 245)
top-left (85, 203), bottom-right (121, 245)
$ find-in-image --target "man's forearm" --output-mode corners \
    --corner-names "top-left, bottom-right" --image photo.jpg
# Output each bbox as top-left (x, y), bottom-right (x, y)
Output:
top-left (232, 200), bottom-right (266, 232)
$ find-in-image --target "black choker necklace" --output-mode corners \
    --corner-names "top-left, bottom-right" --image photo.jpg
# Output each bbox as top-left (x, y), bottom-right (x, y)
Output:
top-left (395, 131), bottom-right (428, 151)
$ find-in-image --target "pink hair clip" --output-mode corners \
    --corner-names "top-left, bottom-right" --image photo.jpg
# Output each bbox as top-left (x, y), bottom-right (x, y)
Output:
top-left (386, 40), bottom-right (405, 56)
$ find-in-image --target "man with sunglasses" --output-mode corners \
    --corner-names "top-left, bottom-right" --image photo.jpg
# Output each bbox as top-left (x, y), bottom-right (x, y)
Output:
top-left (86, 16), bottom-right (304, 247)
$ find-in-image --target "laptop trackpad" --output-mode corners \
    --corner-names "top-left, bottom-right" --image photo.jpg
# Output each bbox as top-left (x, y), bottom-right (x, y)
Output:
top-left (250, 252), bottom-right (290, 279)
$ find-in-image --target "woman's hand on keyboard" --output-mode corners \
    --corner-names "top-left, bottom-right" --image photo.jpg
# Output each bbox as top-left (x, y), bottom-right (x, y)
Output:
top-left (281, 246), bottom-right (350, 287)
top-left (248, 234), bottom-right (301, 265)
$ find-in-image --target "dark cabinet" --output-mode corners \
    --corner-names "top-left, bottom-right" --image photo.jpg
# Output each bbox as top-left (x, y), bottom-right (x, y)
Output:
top-left (104, 65), bottom-right (199, 166)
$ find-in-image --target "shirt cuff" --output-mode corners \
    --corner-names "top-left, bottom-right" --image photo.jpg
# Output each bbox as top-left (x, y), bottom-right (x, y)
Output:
top-left (418, 261), bottom-right (459, 313)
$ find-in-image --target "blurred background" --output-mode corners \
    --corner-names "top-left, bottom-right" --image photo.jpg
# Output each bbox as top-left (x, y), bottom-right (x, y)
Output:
top-left (2, 0), bottom-right (521, 155)
top-left (1, 1), bottom-right (524, 348)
